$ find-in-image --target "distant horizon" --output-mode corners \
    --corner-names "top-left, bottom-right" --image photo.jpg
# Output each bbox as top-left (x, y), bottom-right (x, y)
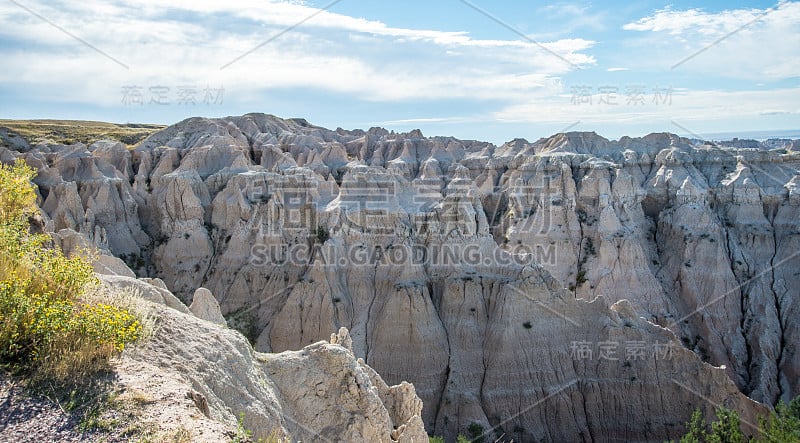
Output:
top-left (1, 1), bottom-right (798, 147)
top-left (690, 129), bottom-right (800, 142)
top-left (2, 114), bottom-right (797, 147)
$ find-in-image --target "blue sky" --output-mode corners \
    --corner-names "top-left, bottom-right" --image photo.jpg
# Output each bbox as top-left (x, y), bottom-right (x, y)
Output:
top-left (0, 0), bottom-right (797, 144)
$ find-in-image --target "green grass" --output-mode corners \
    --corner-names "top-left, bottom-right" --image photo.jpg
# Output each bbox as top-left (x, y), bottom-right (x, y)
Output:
top-left (232, 412), bottom-right (290, 443)
top-left (77, 391), bottom-right (121, 433)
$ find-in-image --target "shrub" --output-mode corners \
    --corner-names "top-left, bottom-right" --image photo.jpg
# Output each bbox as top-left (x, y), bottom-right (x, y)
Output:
top-left (584, 238), bottom-right (596, 256)
top-left (676, 407), bottom-right (742, 443)
top-left (680, 409), bottom-right (705, 443)
top-left (467, 422), bottom-right (485, 443)
top-left (576, 270), bottom-right (588, 285)
top-left (0, 161), bottom-right (37, 220)
top-left (232, 412), bottom-right (254, 443)
top-left (789, 396), bottom-right (800, 420)
top-left (676, 399), bottom-right (800, 443)
top-left (315, 225), bottom-right (330, 244)
top-left (759, 396), bottom-right (800, 443)
top-left (708, 407), bottom-right (745, 443)
top-left (232, 412), bottom-right (290, 442)
top-left (0, 161), bottom-right (141, 382)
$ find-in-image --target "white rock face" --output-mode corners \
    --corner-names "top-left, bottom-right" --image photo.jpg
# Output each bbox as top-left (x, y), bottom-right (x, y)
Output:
top-left (114, 278), bottom-right (427, 442)
top-left (189, 287), bottom-right (227, 326)
top-left (5, 115), bottom-right (797, 441)
top-left (99, 274), bottom-right (190, 314)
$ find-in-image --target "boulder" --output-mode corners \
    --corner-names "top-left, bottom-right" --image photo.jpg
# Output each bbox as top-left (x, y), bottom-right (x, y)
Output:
top-left (189, 288), bottom-right (227, 326)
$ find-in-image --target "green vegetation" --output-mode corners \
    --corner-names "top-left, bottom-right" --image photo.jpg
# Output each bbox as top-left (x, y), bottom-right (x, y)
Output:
top-left (584, 237), bottom-right (596, 257)
top-left (76, 390), bottom-right (121, 433)
top-left (120, 252), bottom-right (147, 270)
top-left (428, 423), bottom-right (487, 443)
top-left (232, 412), bottom-right (256, 443)
top-left (467, 422), bottom-right (485, 443)
top-left (226, 305), bottom-right (262, 345)
top-left (430, 401), bottom-right (800, 443)
top-left (576, 269), bottom-right (588, 285)
top-left (759, 398), bottom-right (800, 442)
top-left (429, 436), bottom-right (475, 443)
top-left (679, 408), bottom-right (744, 443)
top-left (0, 119), bottom-right (164, 147)
top-left (0, 161), bottom-right (142, 383)
top-left (315, 225), bottom-right (330, 244)
top-left (676, 396), bottom-right (800, 443)
top-left (429, 434), bottom-right (481, 442)
top-left (572, 236), bottom-right (595, 288)
top-left (232, 412), bottom-right (289, 443)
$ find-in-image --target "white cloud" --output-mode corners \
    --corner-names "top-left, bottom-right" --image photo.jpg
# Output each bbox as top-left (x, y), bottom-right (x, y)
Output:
top-left (621, 2), bottom-right (800, 81)
top-left (2, 0), bottom-right (795, 140)
top-left (622, 6), bottom-right (766, 36)
top-left (0, 0), bottom-right (595, 107)
top-left (531, 3), bottom-right (608, 39)
top-left (492, 87), bottom-right (800, 124)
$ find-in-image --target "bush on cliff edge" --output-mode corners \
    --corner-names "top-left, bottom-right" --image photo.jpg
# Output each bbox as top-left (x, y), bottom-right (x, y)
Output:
top-left (0, 160), bottom-right (141, 382)
top-left (678, 396), bottom-right (800, 443)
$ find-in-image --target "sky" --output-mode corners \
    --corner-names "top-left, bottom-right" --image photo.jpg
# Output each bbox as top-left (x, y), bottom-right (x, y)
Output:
top-left (0, 0), bottom-right (798, 144)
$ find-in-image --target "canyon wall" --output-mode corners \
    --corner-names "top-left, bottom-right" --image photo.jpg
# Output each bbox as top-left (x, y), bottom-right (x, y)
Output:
top-left (4, 114), bottom-right (796, 441)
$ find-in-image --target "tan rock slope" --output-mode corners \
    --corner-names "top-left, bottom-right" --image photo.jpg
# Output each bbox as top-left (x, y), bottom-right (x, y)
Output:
top-left (2, 114), bottom-right (797, 441)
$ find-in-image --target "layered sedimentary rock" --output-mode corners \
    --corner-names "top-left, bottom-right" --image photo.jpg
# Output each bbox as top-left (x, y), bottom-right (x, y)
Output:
top-left (3, 114), bottom-right (797, 441)
top-left (107, 277), bottom-right (427, 442)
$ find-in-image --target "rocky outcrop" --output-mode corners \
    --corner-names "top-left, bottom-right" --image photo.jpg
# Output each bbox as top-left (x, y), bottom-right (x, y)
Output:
top-left (3, 114), bottom-right (797, 441)
top-left (189, 288), bottom-right (227, 326)
top-left (108, 277), bottom-right (427, 442)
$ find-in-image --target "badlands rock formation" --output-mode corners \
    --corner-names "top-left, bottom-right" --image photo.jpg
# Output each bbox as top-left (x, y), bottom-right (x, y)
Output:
top-left (104, 277), bottom-right (428, 442)
top-left (2, 114), bottom-right (797, 441)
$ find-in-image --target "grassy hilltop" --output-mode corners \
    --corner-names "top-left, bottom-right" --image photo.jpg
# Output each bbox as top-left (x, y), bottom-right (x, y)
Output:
top-left (0, 119), bottom-right (164, 147)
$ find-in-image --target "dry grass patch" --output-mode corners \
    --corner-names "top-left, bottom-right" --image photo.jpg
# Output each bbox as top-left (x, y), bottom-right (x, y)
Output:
top-left (0, 119), bottom-right (164, 147)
